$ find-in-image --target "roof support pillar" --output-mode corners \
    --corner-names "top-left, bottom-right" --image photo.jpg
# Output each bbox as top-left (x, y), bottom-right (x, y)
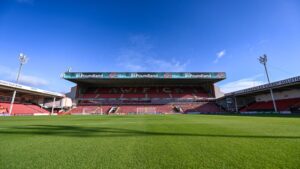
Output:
top-left (51, 97), bottom-right (56, 115)
top-left (234, 96), bottom-right (238, 113)
top-left (9, 91), bottom-right (17, 115)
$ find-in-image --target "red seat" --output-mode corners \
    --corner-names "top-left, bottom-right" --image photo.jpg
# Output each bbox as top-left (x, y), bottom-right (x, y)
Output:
top-left (80, 86), bottom-right (211, 100)
top-left (122, 94), bottom-right (146, 99)
top-left (0, 102), bottom-right (49, 115)
top-left (147, 93), bottom-right (171, 98)
top-left (241, 98), bottom-right (300, 112)
top-left (99, 94), bottom-right (121, 99)
top-left (172, 94), bottom-right (195, 99)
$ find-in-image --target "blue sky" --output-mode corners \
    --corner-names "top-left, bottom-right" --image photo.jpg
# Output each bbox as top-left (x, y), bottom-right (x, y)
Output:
top-left (0, 0), bottom-right (300, 93)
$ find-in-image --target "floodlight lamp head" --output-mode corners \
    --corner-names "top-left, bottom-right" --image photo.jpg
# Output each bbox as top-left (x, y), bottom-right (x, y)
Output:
top-left (263, 54), bottom-right (268, 62)
top-left (259, 55), bottom-right (267, 65)
top-left (19, 53), bottom-right (28, 64)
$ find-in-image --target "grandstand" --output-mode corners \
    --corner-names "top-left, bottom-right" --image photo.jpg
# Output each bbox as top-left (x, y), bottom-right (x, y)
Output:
top-left (0, 80), bottom-right (69, 116)
top-left (63, 72), bottom-right (226, 115)
top-left (218, 76), bottom-right (300, 114)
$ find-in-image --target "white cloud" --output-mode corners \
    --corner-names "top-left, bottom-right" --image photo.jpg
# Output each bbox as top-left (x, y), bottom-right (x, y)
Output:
top-left (18, 75), bottom-right (48, 86)
top-left (146, 58), bottom-right (189, 72)
top-left (220, 74), bottom-right (265, 93)
top-left (117, 34), bottom-right (189, 72)
top-left (124, 63), bottom-right (144, 71)
top-left (217, 50), bottom-right (226, 58)
top-left (0, 65), bottom-right (48, 87)
top-left (214, 49), bottom-right (226, 63)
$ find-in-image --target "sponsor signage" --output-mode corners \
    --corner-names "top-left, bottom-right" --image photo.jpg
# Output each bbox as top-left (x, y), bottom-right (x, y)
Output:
top-left (64, 72), bottom-right (226, 79)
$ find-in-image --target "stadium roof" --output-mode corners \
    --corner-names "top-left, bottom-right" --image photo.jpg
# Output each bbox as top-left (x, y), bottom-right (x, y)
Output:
top-left (0, 80), bottom-right (65, 98)
top-left (225, 76), bottom-right (300, 97)
top-left (63, 72), bottom-right (226, 86)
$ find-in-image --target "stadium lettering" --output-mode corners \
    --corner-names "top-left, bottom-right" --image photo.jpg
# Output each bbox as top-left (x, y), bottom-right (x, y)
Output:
top-left (80, 73), bottom-right (103, 78)
top-left (121, 88), bottom-right (133, 93)
top-left (162, 88), bottom-right (171, 93)
top-left (190, 74), bottom-right (212, 78)
top-left (136, 73), bottom-right (158, 78)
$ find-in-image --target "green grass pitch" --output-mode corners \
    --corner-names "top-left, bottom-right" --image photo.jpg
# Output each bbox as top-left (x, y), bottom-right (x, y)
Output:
top-left (0, 114), bottom-right (300, 169)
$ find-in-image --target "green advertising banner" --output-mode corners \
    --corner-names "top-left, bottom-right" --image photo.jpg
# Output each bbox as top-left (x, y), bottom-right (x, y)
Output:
top-left (63, 72), bottom-right (226, 79)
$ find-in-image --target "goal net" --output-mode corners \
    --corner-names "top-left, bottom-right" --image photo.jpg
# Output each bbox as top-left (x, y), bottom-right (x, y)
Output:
top-left (82, 107), bottom-right (103, 115)
top-left (136, 107), bottom-right (157, 115)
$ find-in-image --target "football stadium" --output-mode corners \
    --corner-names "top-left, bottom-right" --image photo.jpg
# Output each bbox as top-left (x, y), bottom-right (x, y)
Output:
top-left (1, 71), bottom-right (300, 169)
top-left (2, 72), bottom-right (300, 116)
top-left (1, 0), bottom-right (300, 169)
top-left (63, 72), bottom-right (226, 115)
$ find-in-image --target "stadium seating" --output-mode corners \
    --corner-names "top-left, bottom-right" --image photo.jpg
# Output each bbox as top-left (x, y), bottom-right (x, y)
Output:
top-left (179, 102), bottom-right (221, 113)
top-left (157, 105), bottom-right (174, 113)
top-left (147, 93), bottom-right (171, 98)
top-left (81, 94), bottom-right (98, 98)
top-left (122, 94), bottom-right (146, 98)
top-left (69, 102), bottom-right (221, 115)
top-left (0, 102), bottom-right (50, 115)
top-left (27, 104), bottom-right (49, 114)
top-left (67, 106), bottom-right (84, 114)
top-left (80, 87), bottom-right (211, 100)
top-left (118, 105), bottom-right (137, 114)
top-left (71, 86), bottom-right (219, 115)
top-left (194, 93), bottom-right (209, 98)
top-left (99, 94), bottom-right (122, 98)
top-left (171, 94), bottom-right (195, 99)
top-left (240, 98), bottom-right (300, 112)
